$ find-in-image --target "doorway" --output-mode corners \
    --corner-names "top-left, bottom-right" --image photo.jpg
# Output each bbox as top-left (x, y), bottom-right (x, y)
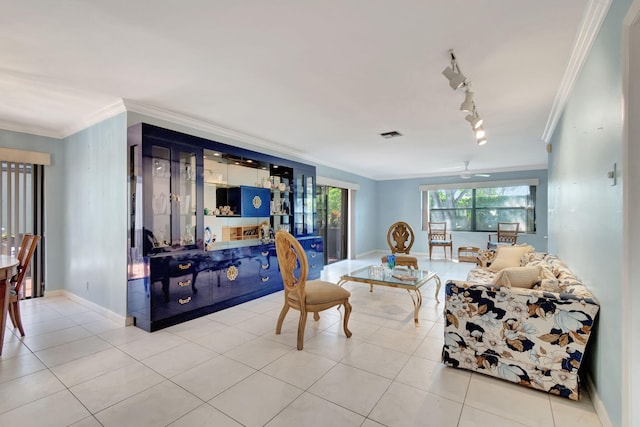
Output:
top-left (0, 161), bottom-right (45, 298)
top-left (316, 185), bottom-right (348, 264)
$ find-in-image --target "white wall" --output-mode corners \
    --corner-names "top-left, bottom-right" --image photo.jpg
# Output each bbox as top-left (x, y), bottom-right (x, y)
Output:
top-left (623, 2), bottom-right (640, 425)
top-left (548, 1), bottom-right (631, 425)
top-left (63, 114), bottom-right (128, 316)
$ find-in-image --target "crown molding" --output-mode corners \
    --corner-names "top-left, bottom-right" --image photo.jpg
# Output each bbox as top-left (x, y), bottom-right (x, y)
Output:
top-left (542, 0), bottom-right (613, 142)
top-left (122, 99), bottom-right (309, 159)
top-left (0, 120), bottom-right (62, 139)
top-left (0, 99), bottom-right (127, 139)
top-left (61, 99), bottom-right (127, 138)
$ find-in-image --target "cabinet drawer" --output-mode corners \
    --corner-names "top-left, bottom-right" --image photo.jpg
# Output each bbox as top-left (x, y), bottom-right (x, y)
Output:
top-left (168, 259), bottom-right (196, 275)
top-left (151, 273), bottom-right (211, 320)
top-left (150, 271), bottom-right (210, 320)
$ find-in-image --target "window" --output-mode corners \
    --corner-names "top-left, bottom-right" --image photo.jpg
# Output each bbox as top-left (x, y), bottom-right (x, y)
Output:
top-left (1, 161), bottom-right (45, 297)
top-left (421, 182), bottom-right (536, 232)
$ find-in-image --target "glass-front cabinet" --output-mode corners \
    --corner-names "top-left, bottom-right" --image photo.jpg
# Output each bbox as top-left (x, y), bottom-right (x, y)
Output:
top-left (127, 123), bottom-right (321, 332)
top-left (144, 144), bottom-right (199, 251)
top-left (294, 169), bottom-right (316, 236)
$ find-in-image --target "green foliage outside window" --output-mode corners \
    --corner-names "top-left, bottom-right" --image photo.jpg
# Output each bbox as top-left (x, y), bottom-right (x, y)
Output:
top-left (423, 185), bottom-right (536, 232)
top-left (328, 187), bottom-right (343, 226)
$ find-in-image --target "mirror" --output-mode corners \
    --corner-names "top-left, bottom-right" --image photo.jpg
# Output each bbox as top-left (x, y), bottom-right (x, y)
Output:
top-left (203, 149), bottom-right (270, 249)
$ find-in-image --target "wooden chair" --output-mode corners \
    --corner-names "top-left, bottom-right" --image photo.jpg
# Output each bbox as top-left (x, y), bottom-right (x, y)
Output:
top-left (381, 221), bottom-right (419, 269)
top-left (428, 222), bottom-right (453, 260)
top-left (9, 234), bottom-right (40, 336)
top-left (487, 222), bottom-right (519, 249)
top-left (274, 230), bottom-right (352, 350)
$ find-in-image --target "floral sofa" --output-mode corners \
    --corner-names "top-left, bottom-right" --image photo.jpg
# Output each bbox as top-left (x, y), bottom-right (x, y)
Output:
top-left (442, 246), bottom-right (599, 400)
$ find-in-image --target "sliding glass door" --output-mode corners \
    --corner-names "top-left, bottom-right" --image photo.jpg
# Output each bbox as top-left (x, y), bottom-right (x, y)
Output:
top-left (0, 161), bottom-right (45, 297)
top-left (316, 185), bottom-right (348, 264)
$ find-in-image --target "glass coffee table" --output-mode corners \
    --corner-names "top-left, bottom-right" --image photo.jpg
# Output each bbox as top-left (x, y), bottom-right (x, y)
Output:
top-left (338, 266), bottom-right (441, 326)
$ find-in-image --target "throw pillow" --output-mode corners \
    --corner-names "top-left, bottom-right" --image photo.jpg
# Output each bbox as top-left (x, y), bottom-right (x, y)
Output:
top-left (526, 260), bottom-right (556, 280)
top-left (536, 278), bottom-right (563, 293)
top-left (492, 266), bottom-right (541, 288)
top-left (487, 245), bottom-right (535, 272)
top-left (521, 251), bottom-right (547, 265)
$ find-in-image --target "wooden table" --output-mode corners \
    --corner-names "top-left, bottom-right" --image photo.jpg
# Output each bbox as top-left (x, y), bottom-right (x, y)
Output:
top-left (0, 256), bottom-right (19, 355)
top-left (338, 266), bottom-right (441, 326)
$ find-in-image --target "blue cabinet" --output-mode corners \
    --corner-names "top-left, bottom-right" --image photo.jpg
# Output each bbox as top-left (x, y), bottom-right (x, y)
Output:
top-left (299, 236), bottom-right (323, 279)
top-left (294, 169), bottom-right (317, 236)
top-left (217, 186), bottom-right (270, 217)
top-left (127, 123), bottom-right (323, 332)
top-left (149, 254), bottom-right (211, 322)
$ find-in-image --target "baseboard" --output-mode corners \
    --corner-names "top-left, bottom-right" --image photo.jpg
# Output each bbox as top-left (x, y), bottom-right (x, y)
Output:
top-left (355, 249), bottom-right (382, 258)
top-left (360, 249), bottom-right (433, 257)
top-left (44, 290), bottom-right (129, 326)
top-left (586, 374), bottom-right (613, 427)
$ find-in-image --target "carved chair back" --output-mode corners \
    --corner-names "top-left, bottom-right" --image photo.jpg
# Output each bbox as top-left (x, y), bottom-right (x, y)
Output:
top-left (386, 221), bottom-right (415, 254)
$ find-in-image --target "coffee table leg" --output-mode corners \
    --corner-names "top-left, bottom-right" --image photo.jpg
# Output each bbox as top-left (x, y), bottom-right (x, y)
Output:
top-left (434, 275), bottom-right (442, 303)
top-left (407, 288), bottom-right (422, 326)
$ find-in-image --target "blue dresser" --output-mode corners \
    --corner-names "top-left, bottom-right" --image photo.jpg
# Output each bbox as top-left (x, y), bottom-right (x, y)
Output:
top-left (127, 123), bottom-right (323, 332)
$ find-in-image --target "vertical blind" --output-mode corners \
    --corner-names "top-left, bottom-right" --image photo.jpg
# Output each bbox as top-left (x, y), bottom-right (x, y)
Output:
top-left (0, 160), bottom-right (45, 297)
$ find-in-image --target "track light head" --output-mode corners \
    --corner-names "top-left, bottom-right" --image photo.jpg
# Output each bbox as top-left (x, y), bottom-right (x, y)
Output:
top-left (460, 91), bottom-right (474, 113)
top-left (442, 66), bottom-right (467, 90)
top-left (465, 113), bottom-right (483, 130)
top-left (443, 49), bottom-right (487, 145)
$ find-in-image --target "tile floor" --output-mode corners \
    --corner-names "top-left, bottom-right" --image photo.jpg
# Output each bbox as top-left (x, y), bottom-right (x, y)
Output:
top-left (0, 252), bottom-right (602, 426)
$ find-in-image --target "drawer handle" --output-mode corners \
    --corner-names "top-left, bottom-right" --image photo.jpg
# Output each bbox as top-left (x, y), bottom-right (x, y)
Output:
top-left (261, 264), bottom-right (269, 269)
top-left (310, 243), bottom-right (317, 248)
top-left (310, 252), bottom-right (316, 258)
top-left (261, 251), bottom-right (269, 256)
top-left (178, 279), bottom-right (191, 287)
top-left (261, 276), bottom-right (270, 282)
top-left (311, 264), bottom-right (317, 269)
top-left (178, 263), bottom-right (192, 270)
top-left (178, 296), bottom-right (192, 305)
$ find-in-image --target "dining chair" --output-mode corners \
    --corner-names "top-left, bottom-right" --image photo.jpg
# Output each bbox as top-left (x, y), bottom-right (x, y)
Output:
top-left (487, 222), bottom-right (519, 250)
top-left (9, 234), bottom-right (40, 336)
top-left (274, 230), bottom-right (352, 350)
top-left (381, 221), bottom-right (419, 269)
top-left (428, 222), bottom-right (453, 260)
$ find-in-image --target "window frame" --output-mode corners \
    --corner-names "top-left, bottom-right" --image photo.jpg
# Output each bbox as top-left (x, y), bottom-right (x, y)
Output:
top-left (420, 179), bottom-right (538, 233)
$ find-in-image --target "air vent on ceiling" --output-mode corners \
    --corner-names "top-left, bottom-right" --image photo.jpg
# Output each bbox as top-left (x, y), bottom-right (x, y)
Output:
top-left (380, 131), bottom-right (402, 139)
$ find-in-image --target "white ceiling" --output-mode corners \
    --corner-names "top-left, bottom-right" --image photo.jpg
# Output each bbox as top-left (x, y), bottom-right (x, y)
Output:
top-left (1, 1), bottom-right (600, 180)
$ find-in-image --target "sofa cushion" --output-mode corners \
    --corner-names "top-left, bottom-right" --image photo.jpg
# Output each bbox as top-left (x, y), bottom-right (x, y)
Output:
top-left (487, 245), bottom-right (534, 272)
top-left (491, 266), bottom-right (541, 288)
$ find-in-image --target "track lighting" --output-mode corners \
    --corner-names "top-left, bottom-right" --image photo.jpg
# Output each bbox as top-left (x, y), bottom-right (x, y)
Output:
top-left (465, 111), bottom-right (483, 129)
top-left (442, 66), bottom-right (466, 90)
top-left (442, 50), bottom-right (467, 90)
top-left (460, 91), bottom-right (474, 113)
top-left (442, 49), bottom-right (487, 146)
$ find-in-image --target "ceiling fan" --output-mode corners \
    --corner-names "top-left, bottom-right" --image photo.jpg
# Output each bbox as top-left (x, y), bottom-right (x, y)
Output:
top-left (459, 161), bottom-right (490, 179)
